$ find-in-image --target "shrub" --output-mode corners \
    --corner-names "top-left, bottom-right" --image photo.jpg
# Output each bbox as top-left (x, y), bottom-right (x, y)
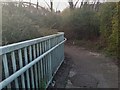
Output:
top-left (61, 8), bottom-right (100, 40)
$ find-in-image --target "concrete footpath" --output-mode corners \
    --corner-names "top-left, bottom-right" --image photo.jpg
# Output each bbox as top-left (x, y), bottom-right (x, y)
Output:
top-left (65, 45), bottom-right (118, 88)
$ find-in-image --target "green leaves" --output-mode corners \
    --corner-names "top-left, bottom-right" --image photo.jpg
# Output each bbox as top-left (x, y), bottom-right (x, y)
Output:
top-left (99, 2), bottom-right (119, 59)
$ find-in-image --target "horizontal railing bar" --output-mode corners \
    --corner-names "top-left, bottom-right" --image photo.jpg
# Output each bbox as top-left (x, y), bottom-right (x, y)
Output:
top-left (0, 38), bottom-right (66, 90)
top-left (0, 32), bottom-right (64, 55)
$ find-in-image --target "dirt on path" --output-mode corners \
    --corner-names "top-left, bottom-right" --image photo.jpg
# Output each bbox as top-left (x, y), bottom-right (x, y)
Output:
top-left (64, 45), bottom-right (118, 88)
top-left (52, 45), bottom-right (118, 88)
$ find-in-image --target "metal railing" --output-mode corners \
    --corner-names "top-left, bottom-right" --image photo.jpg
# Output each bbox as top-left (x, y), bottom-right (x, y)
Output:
top-left (0, 32), bottom-right (66, 89)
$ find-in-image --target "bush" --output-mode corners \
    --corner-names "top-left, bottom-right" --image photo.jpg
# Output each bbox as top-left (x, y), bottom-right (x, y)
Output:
top-left (2, 3), bottom-right (59, 45)
top-left (2, 4), bottom-right (41, 45)
top-left (99, 2), bottom-right (119, 58)
top-left (60, 8), bottom-right (100, 40)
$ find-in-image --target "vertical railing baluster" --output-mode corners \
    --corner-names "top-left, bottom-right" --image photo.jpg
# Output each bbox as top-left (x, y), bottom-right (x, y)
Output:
top-left (24, 47), bottom-right (30, 88)
top-left (47, 53), bottom-right (50, 81)
top-left (40, 59), bottom-right (43, 87)
top-left (46, 40), bottom-right (49, 83)
top-left (11, 51), bottom-right (19, 89)
top-left (56, 47), bottom-right (58, 67)
top-left (48, 39), bottom-right (52, 80)
top-left (3, 54), bottom-right (11, 89)
top-left (39, 43), bottom-right (43, 87)
top-left (51, 38), bottom-right (54, 73)
top-left (62, 34), bottom-right (64, 61)
top-left (18, 49), bottom-right (25, 88)
top-left (28, 46), bottom-right (35, 88)
top-left (51, 38), bottom-right (53, 47)
top-left (46, 54), bottom-right (49, 84)
top-left (39, 43), bottom-right (42, 55)
top-left (46, 54), bottom-right (49, 83)
top-left (44, 41), bottom-right (47, 86)
top-left (37, 44), bottom-right (39, 58)
top-left (33, 44), bottom-right (38, 88)
top-left (44, 41), bottom-right (47, 83)
top-left (56, 37), bottom-right (58, 65)
top-left (37, 43), bottom-right (41, 88)
top-left (53, 37), bottom-right (56, 72)
top-left (53, 37), bottom-right (55, 46)
top-left (51, 38), bottom-right (53, 74)
top-left (42, 42), bottom-right (45, 81)
top-left (42, 41), bottom-right (46, 85)
top-left (45, 40), bottom-right (48, 83)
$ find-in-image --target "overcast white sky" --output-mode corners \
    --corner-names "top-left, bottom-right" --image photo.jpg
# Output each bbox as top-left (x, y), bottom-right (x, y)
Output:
top-left (1, 0), bottom-right (119, 11)
top-left (24, 0), bottom-right (70, 11)
top-left (1, 0), bottom-right (70, 11)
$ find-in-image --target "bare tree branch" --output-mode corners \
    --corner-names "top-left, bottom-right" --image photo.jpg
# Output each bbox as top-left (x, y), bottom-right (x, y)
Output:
top-left (74, 0), bottom-right (79, 8)
top-left (44, 0), bottom-right (51, 10)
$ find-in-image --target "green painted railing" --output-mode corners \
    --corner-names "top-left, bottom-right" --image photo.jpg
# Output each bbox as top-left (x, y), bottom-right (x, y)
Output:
top-left (0, 32), bottom-right (66, 89)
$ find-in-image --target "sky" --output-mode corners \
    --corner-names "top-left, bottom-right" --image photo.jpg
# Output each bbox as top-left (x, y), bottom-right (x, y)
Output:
top-left (0, 0), bottom-right (101, 11)
top-left (1, 0), bottom-right (119, 11)
top-left (1, 0), bottom-right (70, 11)
top-left (23, 0), bottom-right (70, 11)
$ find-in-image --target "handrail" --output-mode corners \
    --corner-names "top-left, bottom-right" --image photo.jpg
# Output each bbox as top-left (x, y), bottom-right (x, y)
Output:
top-left (0, 32), bottom-right (66, 89)
top-left (0, 32), bottom-right (64, 55)
top-left (0, 38), bottom-right (66, 89)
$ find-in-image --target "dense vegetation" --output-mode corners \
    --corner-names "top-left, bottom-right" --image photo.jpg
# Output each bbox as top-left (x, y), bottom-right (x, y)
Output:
top-left (2, 3), bottom-right (59, 45)
top-left (60, 2), bottom-right (119, 59)
top-left (99, 2), bottom-right (119, 59)
top-left (2, 2), bottom-right (119, 59)
top-left (61, 8), bottom-right (100, 40)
